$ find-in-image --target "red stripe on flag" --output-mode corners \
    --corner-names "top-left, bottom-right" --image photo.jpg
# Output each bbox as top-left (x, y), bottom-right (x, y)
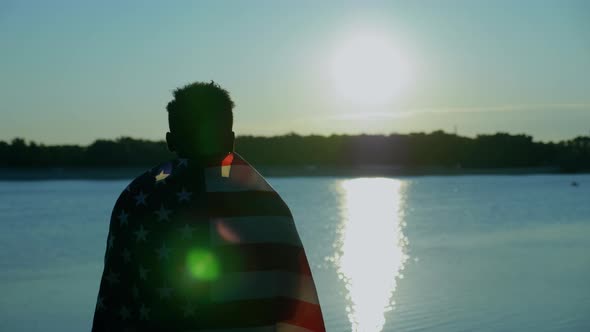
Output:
top-left (222, 152), bottom-right (234, 167)
top-left (280, 298), bottom-right (326, 332)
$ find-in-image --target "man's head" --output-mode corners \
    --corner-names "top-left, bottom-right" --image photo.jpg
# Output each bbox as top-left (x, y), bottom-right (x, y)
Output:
top-left (166, 81), bottom-right (235, 158)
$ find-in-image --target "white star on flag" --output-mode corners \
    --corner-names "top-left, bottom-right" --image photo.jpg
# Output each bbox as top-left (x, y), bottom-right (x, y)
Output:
top-left (154, 204), bottom-right (172, 222)
top-left (139, 303), bottom-right (150, 321)
top-left (134, 225), bottom-right (149, 242)
top-left (108, 234), bottom-right (115, 249)
top-left (121, 248), bottom-right (131, 263)
top-left (105, 270), bottom-right (120, 285)
top-left (139, 266), bottom-right (150, 281)
top-left (154, 170), bottom-right (169, 185)
top-left (179, 224), bottom-right (194, 239)
top-left (183, 302), bottom-right (195, 317)
top-left (132, 284), bottom-right (139, 299)
top-left (117, 210), bottom-right (128, 226)
top-left (95, 296), bottom-right (105, 311)
top-left (157, 283), bottom-right (173, 299)
top-left (119, 305), bottom-right (131, 320)
top-left (176, 187), bottom-right (192, 202)
top-left (134, 191), bottom-right (148, 206)
top-left (156, 242), bottom-right (172, 260)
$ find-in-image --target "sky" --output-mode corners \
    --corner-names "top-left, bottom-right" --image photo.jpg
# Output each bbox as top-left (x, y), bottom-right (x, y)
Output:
top-left (1, 0), bottom-right (589, 145)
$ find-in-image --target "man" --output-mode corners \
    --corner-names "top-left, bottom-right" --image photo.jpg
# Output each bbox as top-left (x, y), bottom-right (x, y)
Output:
top-left (92, 82), bottom-right (325, 331)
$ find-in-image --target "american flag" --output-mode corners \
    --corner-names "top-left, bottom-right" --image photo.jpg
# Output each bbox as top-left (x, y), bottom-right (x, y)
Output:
top-left (92, 152), bottom-right (326, 332)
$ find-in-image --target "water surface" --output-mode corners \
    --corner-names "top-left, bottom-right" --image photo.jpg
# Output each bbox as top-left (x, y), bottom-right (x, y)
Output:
top-left (1, 175), bottom-right (589, 331)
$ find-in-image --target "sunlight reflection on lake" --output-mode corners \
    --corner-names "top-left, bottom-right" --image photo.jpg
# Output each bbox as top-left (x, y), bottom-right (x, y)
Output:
top-left (336, 178), bottom-right (409, 332)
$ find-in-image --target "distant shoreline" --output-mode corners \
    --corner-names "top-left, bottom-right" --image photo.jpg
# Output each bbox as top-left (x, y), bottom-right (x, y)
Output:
top-left (0, 165), bottom-right (585, 180)
top-left (3, 134), bottom-right (589, 175)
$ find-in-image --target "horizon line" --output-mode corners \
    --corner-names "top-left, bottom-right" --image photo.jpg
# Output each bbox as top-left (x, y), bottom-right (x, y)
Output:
top-left (3, 129), bottom-right (589, 147)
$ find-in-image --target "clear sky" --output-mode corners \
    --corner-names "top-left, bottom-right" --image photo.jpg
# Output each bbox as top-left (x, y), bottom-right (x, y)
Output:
top-left (1, 0), bottom-right (589, 145)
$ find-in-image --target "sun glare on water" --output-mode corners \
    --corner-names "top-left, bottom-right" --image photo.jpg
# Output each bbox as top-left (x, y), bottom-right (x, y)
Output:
top-left (329, 29), bottom-right (412, 107)
top-left (336, 178), bottom-right (410, 332)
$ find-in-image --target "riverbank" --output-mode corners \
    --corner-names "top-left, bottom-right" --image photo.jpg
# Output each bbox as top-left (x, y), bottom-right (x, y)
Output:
top-left (0, 165), bottom-right (582, 180)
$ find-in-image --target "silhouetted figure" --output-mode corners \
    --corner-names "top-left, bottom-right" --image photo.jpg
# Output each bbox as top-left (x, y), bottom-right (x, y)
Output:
top-left (91, 82), bottom-right (325, 331)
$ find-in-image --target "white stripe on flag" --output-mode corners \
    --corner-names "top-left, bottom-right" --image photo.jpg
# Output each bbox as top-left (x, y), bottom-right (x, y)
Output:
top-left (210, 217), bottom-right (302, 247)
top-left (211, 271), bottom-right (320, 305)
top-left (205, 165), bottom-right (273, 192)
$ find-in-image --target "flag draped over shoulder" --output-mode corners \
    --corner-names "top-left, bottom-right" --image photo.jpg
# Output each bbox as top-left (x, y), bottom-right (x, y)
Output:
top-left (92, 152), bottom-right (326, 332)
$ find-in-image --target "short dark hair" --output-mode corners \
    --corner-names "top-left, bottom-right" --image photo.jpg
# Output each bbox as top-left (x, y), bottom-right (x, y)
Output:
top-left (166, 81), bottom-right (234, 135)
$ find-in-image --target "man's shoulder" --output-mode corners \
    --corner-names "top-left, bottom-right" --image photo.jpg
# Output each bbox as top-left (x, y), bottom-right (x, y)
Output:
top-left (125, 162), bottom-right (165, 190)
top-left (205, 153), bottom-right (278, 193)
top-left (109, 158), bottom-right (200, 222)
top-left (114, 159), bottom-right (181, 203)
top-left (115, 153), bottom-right (278, 199)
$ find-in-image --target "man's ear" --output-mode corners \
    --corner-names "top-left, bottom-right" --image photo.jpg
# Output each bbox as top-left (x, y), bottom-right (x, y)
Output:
top-left (166, 132), bottom-right (176, 152)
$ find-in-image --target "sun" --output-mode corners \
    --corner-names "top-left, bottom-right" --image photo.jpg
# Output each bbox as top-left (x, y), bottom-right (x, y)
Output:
top-left (329, 30), bottom-right (411, 106)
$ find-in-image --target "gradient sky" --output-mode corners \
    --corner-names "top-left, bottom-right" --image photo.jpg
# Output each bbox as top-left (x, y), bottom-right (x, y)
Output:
top-left (1, 0), bottom-right (589, 145)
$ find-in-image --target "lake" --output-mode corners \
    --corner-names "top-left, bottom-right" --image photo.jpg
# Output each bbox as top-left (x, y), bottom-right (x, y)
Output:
top-left (1, 175), bottom-right (589, 331)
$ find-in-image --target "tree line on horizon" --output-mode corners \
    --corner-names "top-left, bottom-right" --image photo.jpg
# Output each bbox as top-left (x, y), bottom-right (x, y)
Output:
top-left (1, 131), bottom-right (589, 171)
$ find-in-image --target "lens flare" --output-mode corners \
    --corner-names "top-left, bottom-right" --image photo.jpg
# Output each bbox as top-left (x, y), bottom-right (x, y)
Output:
top-left (186, 249), bottom-right (220, 281)
top-left (215, 220), bottom-right (241, 244)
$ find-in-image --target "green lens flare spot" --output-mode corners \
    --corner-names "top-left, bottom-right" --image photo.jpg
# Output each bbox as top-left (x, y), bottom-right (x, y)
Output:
top-left (186, 249), bottom-right (219, 281)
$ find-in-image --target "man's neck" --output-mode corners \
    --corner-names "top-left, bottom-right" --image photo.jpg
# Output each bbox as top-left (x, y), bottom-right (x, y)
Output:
top-left (177, 151), bottom-right (232, 165)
